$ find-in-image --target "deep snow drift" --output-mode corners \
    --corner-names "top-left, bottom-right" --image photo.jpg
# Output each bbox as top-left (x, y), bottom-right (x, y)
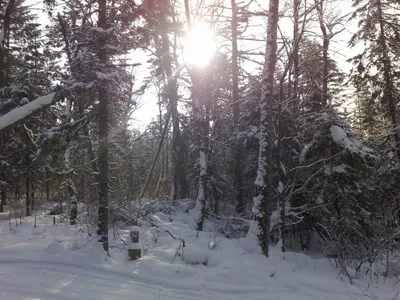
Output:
top-left (0, 202), bottom-right (398, 300)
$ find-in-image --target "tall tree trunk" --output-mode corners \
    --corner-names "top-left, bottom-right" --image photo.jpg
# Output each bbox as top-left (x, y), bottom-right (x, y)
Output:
top-left (46, 172), bottom-right (50, 202)
top-left (171, 100), bottom-right (188, 199)
top-left (292, 0), bottom-right (300, 111)
top-left (184, 0), bottom-right (192, 30)
top-left (0, 133), bottom-right (4, 212)
top-left (315, 0), bottom-right (329, 107)
top-left (0, 0), bottom-right (16, 87)
top-left (154, 99), bottom-right (165, 199)
top-left (25, 156), bottom-right (30, 217)
top-left (97, 0), bottom-right (109, 253)
top-left (64, 148), bottom-right (78, 225)
top-left (68, 180), bottom-right (77, 225)
top-left (253, 0), bottom-right (279, 257)
top-left (231, 0), bottom-right (245, 214)
top-left (30, 170), bottom-right (34, 214)
top-left (0, 189), bottom-right (5, 212)
top-left (376, 0), bottom-right (400, 159)
top-left (192, 69), bottom-right (209, 232)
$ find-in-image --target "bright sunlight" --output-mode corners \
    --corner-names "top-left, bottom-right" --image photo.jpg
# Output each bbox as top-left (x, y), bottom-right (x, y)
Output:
top-left (183, 23), bottom-right (216, 66)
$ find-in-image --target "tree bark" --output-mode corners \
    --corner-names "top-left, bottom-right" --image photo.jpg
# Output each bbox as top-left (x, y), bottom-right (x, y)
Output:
top-left (292, 0), bottom-right (300, 110)
top-left (30, 170), bottom-right (34, 213)
top-left (0, 189), bottom-right (5, 212)
top-left (184, 0), bottom-right (192, 30)
top-left (97, 0), bottom-right (109, 253)
top-left (0, 0), bottom-right (16, 87)
top-left (231, 0), bottom-right (245, 214)
top-left (315, 0), bottom-right (329, 107)
top-left (253, 0), bottom-right (279, 257)
top-left (68, 179), bottom-right (77, 225)
top-left (46, 171), bottom-right (50, 202)
top-left (192, 69), bottom-right (209, 232)
top-left (25, 156), bottom-right (30, 217)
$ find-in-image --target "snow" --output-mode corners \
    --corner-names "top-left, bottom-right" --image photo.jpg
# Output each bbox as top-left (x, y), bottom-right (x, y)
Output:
top-left (65, 147), bottom-right (71, 168)
top-left (95, 71), bottom-right (119, 80)
top-left (0, 93), bottom-right (55, 131)
top-left (332, 164), bottom-right (346, 173)
top-left (65, 98), bottom-right (71, 116)
top-left (330, 125), bottom-right (347, 144)
top-left (0, 207), bottom-right (398, 299)
top-left (127, 242), bottom-right (142, 250)
top-left (0, 28), bottom-right (4, 46)
top-left (278, 181), bottom-right (284, 193)
top-left (330, 125), bottom-right (374, 157)
top-left (198, 151), bottom-right (207, 176)
top-left (252, 194), bottom-right (262, 216)
top-left (300, 141), bottom-right (313, 163)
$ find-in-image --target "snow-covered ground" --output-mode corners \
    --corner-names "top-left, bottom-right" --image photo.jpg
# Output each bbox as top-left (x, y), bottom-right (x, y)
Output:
top-left (0, 207), bottom-right (399, 300)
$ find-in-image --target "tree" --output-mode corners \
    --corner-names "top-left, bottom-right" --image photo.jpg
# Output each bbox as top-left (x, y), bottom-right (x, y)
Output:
top-left (231, 0), bottom-right (245, 214)
top-left (0, 0), bottom-right (59, 216)
top-left (252, 0), bottom-right (279, 257)
top-left (144, 0), bottom-right (188, 200)
top-left (96, 0), bottom-right (110, 253)
top-left (350, 0), bottom-right (400, 158)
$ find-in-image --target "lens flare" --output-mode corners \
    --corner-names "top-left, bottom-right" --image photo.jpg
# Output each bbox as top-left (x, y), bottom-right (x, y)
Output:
top-left (183, 23), bottom-right (216, 66)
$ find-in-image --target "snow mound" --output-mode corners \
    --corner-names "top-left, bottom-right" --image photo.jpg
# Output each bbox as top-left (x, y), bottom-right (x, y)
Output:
top-left (45, 242), bottom-right (65, 255)
top-left (183, 245), bottom-right (209, 266)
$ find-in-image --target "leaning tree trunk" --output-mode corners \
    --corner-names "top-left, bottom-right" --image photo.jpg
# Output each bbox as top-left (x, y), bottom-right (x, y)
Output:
top-left (139, 108), bottom-right (172, 199)
top-left (253, 0), bottom-right (279, 257)
top-left (97, 0), bottom-right (109, 253)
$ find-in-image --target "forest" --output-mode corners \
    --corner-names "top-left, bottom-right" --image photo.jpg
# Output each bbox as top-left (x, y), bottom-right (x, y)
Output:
top-left (1, 0), bottom-right (400, 297)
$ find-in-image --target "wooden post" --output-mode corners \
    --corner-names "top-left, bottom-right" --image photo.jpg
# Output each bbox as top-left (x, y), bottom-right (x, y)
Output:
top-left (128, 226), bottom-right (141, 260)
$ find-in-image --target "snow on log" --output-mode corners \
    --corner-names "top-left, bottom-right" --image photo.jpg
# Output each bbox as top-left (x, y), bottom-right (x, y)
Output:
top-left (0, 93), bottom-right (55, 132)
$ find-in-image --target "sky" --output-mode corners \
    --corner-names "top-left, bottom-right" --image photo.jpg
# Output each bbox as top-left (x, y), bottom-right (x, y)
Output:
top-left (133, 0), bottom-right (360, 127)
top-left (28, 0), bottom-right (360, 128)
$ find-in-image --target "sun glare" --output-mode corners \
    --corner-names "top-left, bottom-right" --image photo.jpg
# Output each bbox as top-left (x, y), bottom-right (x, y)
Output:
top-left (183, 23), bottom-right (216, 66)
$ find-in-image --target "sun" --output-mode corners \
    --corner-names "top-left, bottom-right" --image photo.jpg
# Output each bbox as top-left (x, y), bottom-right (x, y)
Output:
top-left (183, 23), bottom-right (216, 66)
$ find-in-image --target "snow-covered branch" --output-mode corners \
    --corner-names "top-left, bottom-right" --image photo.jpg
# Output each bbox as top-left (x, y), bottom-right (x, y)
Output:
top-left (0, 93), bottom-right (55, 132)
